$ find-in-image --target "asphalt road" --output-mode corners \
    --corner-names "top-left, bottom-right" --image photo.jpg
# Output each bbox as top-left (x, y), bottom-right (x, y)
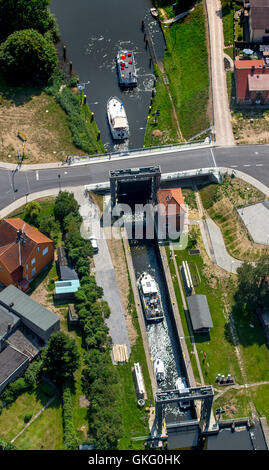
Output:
top-left (0, 145), bottom-right (269, 211)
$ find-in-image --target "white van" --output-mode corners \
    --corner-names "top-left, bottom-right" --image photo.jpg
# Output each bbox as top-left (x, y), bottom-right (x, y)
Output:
top-left (89, 236), bottom-right (98, 254)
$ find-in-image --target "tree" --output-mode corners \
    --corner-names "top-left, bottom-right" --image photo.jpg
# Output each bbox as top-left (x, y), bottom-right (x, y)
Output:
top-left (38, 215), bottom-right (60, 243)
top-left (235, 256), bottom-right (269, 312)
top-left (0, 0), bottom-right (59, 43)
top-left (24, 200), bottom-right (41, 224)
top-left (43, 332), bottom-right (80, 384)
top-left (0, 29), bottom-right (57, 85)
top-left (54, 191), bottom-right (80, 226)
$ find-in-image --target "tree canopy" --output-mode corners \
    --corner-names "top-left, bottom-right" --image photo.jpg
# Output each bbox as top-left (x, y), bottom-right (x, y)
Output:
top-left (54, 191), bottom-right (81, 226)
top-left (42, 331), bottom-right (80, 384)
top-left (0, 29), bottom-right (57, 84)
top-left (0, 0), bottom-right (58, 42)
top-left (235, 256), bottom-right (269, 312)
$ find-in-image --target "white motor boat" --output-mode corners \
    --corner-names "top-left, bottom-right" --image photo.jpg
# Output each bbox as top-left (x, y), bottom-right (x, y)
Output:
top-left (175, 377), bottom-right (191, 410)
top-left (107, 96), bottom-right (129, 140)
top-left (154, 358), bottom-right (165, 382)
top-left (137, 272), bottom-right (164, 323)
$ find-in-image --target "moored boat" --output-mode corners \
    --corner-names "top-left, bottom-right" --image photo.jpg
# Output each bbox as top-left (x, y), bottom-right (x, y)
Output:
top-left (175, 377), bottom-right (191, 410)
top-left (107, 96), bottom-right (129, 140)
top-left (116, 50), bottom-right (137, 88)
top-left (137, 272), bottom-right (164, 323)
top-left (154, 358), bottom-right (165, 382)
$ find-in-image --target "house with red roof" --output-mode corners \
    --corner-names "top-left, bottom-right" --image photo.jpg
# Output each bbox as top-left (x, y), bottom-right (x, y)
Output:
top-left (234, 58), bottom-right (269, 104)
top-left (0, 218), bottom-right (54, 291)
top-left (157, 188), bottom-right (186, 236)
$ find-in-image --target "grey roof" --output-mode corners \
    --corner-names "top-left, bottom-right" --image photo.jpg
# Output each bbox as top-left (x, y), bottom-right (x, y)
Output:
top-left (0, 345), bottom-right (28, 386)
top-left (187, 295), bottom-right (213, 331)
top-left (250, 0), bottom-right (269, 29)
top-left (0, 285), bottom-right (59, 333)
top-left (59, 265), bottom-right (78, 281)
top-left (0, 306), bottom-right (20, 341)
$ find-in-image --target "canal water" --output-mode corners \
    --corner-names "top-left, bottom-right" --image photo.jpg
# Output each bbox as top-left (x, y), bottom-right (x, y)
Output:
top-left (50, 0), bottom-right (166, 152)
top-left (130, 239), bottom-right (193, 425)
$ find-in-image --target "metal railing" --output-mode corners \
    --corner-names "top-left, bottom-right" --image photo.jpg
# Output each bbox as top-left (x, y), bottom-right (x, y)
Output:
top-left (70, 140), bottom-right (213, 165)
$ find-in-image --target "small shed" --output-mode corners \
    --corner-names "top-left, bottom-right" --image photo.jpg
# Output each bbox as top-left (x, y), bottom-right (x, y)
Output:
top-left (187, 294), bottom-right (213, 333)
top-left (54, 279), bottom-right (80, 301)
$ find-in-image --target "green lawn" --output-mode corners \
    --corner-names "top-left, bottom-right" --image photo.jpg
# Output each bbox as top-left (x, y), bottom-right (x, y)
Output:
top-left (214, 384), bottom-right (269, 425)
top-left (15, 394), bottom-right (64, 450)
top-left (166, 238), bottom-right (243, 386)
top-left (162, 2), bottom-right (210, 139)
top-left (251, 385), bottom-right (269, 423)
top-left (144, 65), bottom-right (180, 147)
top-left (0, 381), bottom-right (59, 446)
top-left (232, 306), bottom-right (269, 383)
top-left (213, 388), bottom-right (252, 420)
top-left (221, 2), bottom-right (235, 47)
top-left (6, 197), bottom-right (56, 220)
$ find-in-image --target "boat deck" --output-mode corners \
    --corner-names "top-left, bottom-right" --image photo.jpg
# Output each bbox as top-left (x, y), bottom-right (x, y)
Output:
top-left (116, 51), bottom-right (137, 88)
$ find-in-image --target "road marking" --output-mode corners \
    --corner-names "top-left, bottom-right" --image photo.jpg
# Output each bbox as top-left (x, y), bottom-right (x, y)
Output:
top-left (210, 148), bottom-right (216, 167)
top-left (244, 164), bottom-right (250, 167)
top-left (231, 165), bottom-right (238, 167)
top-left (256, 164), bottom-right (263, 167)
top-left (36, 171), bottom-right (39, 181)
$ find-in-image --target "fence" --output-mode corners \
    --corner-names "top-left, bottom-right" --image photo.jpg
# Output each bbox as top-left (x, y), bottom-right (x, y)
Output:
top-left (70, 140), bottom-right (213, 165)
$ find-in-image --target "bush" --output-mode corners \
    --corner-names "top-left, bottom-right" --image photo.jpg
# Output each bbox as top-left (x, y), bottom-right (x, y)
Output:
top-left (62, 383), bottom-right (79, 450)
top-left (24, 412), bottom-right (33, 423)
top-left (0, 29), bottom-right (57, 85)
top-left (1, 377), bottom-right (30, 406)
top-left (56, 87), bottom-right (98, 154)
top-left (24, 361), bottom-right (42, 387)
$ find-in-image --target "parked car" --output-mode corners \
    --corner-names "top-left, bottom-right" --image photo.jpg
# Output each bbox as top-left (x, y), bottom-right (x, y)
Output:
top-left (89, 236), bottom-right (98, 254)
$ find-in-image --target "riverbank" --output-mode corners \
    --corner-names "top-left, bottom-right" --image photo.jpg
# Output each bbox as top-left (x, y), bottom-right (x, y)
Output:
top-left (144, 1), bottom-right (210, 145)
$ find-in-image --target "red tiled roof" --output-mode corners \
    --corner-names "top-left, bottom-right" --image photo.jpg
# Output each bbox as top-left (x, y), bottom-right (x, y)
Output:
top-left (234, 59), bottom-right (265, 69)
top-left (5, 219), bottom-right (52, 244)
top-left (0, 219), bottom-right (52, 275)
top-left (157, 188), bottom-right (185, 216)
top-left (235, 59), bottom-right (269, 100)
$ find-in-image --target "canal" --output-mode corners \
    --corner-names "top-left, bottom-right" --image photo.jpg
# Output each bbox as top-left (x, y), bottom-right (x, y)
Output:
top-left (130, 239), bottom-right (193, 425)
top-left (50, 0), bottom-right (166, 152)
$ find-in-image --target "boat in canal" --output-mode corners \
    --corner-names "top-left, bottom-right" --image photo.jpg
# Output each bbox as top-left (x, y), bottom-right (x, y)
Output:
top-left (150, 7), bottom-right (159, 18)
top-left (176, 377), bottom-right (191, 410)
top-left (116, 50), bottom-right (137, 88)
top-left (107, 96), bottom-right (129, 140)
top-left (154, 358), bottom-right (165, 382)
top-left (138, 272), bottom-right (164, 323)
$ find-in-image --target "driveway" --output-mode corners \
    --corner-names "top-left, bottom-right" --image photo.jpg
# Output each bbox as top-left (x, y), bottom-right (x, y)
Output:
top-left (73, 188), bottom-right (130, 359)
